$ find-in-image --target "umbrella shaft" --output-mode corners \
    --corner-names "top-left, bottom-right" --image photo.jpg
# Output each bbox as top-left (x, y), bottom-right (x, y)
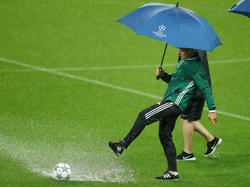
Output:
top-left (160, 43), bottom-right (168, 67)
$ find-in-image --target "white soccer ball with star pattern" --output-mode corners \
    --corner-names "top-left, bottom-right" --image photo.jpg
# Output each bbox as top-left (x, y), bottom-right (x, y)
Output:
top-left (53, 163), bottom-right (71, 180)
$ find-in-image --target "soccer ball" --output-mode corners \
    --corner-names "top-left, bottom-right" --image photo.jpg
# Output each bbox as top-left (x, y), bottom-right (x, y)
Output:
top-left (53, 163), bottom-right (71, 180)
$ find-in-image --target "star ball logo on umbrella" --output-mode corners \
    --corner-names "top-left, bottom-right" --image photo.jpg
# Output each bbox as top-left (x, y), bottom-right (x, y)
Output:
top-left (153, 25), bottom-right (167, 38)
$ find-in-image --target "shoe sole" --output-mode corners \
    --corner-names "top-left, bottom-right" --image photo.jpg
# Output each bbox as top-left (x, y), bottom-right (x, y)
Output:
top-left (204, 138), bottom-right (222, 157)
top-left (177, 157), bottom-right (196, 161)
top-left (155, 177), bottom-right (179, 180)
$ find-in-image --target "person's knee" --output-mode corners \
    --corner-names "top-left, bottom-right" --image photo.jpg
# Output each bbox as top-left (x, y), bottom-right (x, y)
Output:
top-left (191, 121), bottom-right (202, 131)
top-left (134, 111), bottom-right (148, 128)
top-left (191, 121), bottom-right (201, 126)
top-left (138, 110), bottom-right (146, 121)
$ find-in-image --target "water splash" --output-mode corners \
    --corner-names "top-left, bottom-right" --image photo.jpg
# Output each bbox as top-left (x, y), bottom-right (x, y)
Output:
top-left (0, 133), bottom-right (135, 183)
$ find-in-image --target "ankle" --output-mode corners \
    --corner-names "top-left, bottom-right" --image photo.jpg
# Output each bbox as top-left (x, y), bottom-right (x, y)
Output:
top-left (169, 170), bottom-right (178, 175)
top-left (183, 149), bottom-right (192, 154)
top-left (207, 137), bottom-right (214, 143)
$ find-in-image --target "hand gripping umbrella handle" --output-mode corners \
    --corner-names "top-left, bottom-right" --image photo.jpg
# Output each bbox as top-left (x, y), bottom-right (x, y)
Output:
top-left (156, 43), bottom-right (168, 80)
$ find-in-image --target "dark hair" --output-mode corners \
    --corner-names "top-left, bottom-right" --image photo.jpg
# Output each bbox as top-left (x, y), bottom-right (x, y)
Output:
top-left (179, 48), bottom-right (195, 59)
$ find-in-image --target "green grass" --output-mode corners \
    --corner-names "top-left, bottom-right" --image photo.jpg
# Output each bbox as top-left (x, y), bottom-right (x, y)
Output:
top-left (0, 0), bottom-right (250, 186)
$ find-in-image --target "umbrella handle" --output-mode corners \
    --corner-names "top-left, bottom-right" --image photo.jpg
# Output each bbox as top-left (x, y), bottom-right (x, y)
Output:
top-left (156, 43), bottom-right (168, 80)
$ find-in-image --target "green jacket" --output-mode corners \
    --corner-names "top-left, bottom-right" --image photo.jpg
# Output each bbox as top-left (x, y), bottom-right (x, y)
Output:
top-left (161, 57), bottom-right (215, 112)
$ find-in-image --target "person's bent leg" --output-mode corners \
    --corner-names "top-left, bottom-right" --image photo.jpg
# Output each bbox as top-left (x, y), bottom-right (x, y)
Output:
top-left (108, 107), bottom-right (153, 156)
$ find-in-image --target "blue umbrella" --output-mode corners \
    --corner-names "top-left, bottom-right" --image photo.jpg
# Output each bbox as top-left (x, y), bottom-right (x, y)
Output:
top-left (118, 2), bottom-right (222, 52)
top-left (228, 0), bottom-right (250, 18)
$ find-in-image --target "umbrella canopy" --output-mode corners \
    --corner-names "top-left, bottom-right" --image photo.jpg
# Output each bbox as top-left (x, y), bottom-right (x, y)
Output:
top-left (228, 0), bottom-right (250, 18)
top-left (117, 3), bottom-right (222, 52)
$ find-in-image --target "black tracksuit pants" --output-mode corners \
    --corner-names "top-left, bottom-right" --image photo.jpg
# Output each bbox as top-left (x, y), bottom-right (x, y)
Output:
top-left (122, 100), bottom-right (181, 171)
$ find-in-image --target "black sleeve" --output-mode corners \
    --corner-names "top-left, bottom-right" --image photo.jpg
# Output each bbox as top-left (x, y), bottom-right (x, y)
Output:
top-left (197, 50), bottom-right (212, 87)
top-left (160, 72), bottom-right (172, 83)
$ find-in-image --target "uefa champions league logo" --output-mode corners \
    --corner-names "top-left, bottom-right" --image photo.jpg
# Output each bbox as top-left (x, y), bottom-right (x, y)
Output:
top-left (159, 25), bottom-right (166, 31)
top-left (153, 25), bottom-right (167, 38)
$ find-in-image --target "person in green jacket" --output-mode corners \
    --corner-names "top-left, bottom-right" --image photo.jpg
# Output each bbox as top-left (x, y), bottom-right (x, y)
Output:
top-left (108, 48), bottom-right (218, 180)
